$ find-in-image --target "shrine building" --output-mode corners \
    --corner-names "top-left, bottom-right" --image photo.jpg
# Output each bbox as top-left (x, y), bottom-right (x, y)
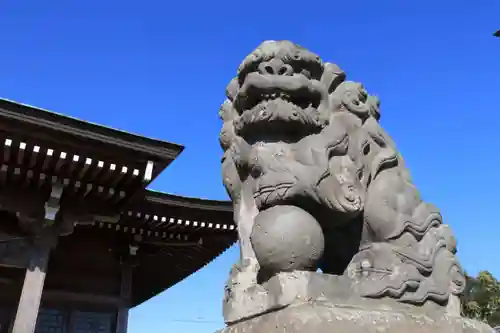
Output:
top-left (0, 99), bottom-right (236, 333)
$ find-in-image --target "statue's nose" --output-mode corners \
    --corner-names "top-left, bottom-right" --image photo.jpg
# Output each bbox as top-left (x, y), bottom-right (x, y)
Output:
top-left (258, 60), bottom-right (293, 76)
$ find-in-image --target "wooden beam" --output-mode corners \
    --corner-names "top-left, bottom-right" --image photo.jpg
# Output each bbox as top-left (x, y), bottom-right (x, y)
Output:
top-left (42, 290), bottom-right (123, 306)
top-left (11, 237), bottom-right (53, 333)
top-left (142, 240), bottom-right (201, 248)
top-left (116, 260), bottom-right (132, 333)
top-left (143, 161), bottom-right (154, 183)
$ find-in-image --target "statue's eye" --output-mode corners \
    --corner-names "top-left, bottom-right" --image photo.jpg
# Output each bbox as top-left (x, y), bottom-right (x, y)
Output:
top-left (300, 69), bottom-right (311, 79)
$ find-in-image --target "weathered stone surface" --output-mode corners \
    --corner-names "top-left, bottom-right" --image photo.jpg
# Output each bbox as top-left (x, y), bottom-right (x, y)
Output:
top-left (223, 271), bottom-right (447, 324)
top-left (218, 302), bottom-right (495, 333)
top-left (218, 40), bottom-right (493, 332)
top-left (250, 205), bottom-right (324, 278)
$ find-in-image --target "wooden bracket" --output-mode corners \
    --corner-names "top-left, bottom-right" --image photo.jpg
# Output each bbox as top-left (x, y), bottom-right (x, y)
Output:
top-left (44, 184), bottom-right (62, 222)
top-left (143, 160), bottom-right (154, 184)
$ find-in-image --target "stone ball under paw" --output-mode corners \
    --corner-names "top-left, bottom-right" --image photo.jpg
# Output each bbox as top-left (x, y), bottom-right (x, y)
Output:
top-left (250, 205), bottom-right (324, 275)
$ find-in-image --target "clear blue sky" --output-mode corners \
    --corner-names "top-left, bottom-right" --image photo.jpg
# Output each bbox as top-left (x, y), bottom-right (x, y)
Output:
top-left (1, 1), bottom-right (499, 332)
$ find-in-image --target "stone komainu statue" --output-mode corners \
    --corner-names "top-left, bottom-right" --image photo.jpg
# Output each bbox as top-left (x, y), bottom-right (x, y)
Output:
top-left (218, 40), bottom-right (467, 327)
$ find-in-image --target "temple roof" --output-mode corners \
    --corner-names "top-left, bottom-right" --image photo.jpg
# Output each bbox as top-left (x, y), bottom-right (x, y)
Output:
top-left (0, 98), bottom-right (183, 162)
top-left (0, 97), bottom-right (236, 307)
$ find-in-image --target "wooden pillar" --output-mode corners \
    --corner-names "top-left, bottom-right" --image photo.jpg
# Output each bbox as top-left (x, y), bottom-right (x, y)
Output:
top-left (115, 261), bottom-right (132, 333)
top-left (11, 184), bottom-right (61, 333)
top-left (11, 235), bottom-right (55, 333)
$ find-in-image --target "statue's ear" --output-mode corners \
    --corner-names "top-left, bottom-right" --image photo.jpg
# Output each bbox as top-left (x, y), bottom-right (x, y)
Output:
top-left (219, 100), bottom-right (238, 122)
top-left (219, 77), bottom-right (240, 122)
top-left (226, 77), bottom-right (239, 102)
top-left (367, 95), bottom-right (381, 121)
top-left (321, 62), bottom-right (346, 95)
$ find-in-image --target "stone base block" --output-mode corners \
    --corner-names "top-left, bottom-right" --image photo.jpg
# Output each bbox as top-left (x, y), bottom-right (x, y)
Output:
top-left (218, 302), bottom-right (494, 333)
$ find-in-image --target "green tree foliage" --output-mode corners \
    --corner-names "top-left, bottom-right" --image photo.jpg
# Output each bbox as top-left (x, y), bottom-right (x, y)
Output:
top-left (461, 271), bottom-right (500, 327)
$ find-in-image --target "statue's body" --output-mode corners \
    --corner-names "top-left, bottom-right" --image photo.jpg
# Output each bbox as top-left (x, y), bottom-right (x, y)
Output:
top-left (218, 41), bottom-right (492, 333)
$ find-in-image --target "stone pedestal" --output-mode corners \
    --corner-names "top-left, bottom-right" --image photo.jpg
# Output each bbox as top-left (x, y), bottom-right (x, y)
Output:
top-left (219, 271), bottom-right (495, 333)
top-left (218, 302), bottom-right (494, 333)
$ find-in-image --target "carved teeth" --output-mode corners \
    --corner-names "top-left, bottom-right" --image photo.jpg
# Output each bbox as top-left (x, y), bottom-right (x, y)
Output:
top-left (259, 92), bottom-right (292, 101)
top-left (239, 90), bottom-right (319, 114)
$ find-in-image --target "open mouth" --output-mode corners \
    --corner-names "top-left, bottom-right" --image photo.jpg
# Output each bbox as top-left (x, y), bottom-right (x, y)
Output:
top-left (232, 73), bottom-right (327, 144)
top-left (234, 72), bottom-right (323, 113)
top-left (236, 88), bottom-right (321, 113)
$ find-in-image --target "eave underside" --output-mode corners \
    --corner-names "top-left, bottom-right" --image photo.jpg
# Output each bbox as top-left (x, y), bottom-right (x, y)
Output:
top-left (47, 227), bottom-right (236, 307)
top-left (0, 98), bottom-right (185, 207)
top-left (122, 191), bottom-right (235, 234)
top-left (131, 237), bottom-right (235, 306)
